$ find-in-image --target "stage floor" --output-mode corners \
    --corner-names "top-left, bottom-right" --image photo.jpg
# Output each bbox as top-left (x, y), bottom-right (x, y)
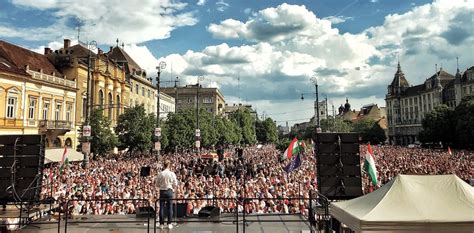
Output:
top-left (16, 214), bottom-right (315, 233)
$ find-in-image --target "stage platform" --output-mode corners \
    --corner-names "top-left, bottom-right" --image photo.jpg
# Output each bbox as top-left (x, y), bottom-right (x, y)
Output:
top-left (16, 214), bottom-right (315, 233)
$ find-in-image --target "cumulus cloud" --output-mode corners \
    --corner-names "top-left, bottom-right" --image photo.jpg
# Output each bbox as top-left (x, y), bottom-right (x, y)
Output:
top-left (2, 0), bottom-right (197, 45)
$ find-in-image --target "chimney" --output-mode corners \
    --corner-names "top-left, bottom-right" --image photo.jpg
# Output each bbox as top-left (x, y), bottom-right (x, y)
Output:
top-left (64, 39), bottom-right (71, 49)
top-left (44, 47), bottom-right (51, 55)
top-left (98, 48), bottom-right (103, 55)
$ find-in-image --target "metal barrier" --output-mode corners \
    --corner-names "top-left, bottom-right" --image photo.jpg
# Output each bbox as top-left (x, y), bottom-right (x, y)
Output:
top-left (0, 200), bottom-right (61, 233)
top-left (64, 198), bottom-right (152, 233)
top-left (1, 191), bottom-right (331, 232)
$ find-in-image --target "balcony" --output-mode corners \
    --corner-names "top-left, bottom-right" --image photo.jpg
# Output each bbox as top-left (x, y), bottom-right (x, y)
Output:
top-left (27, 69), bottom-right (76, 88)
top-left (39, 120), bottom-right (73, 130)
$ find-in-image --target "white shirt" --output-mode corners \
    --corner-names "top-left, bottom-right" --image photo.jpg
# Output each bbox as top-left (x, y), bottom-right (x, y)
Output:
top-left (155, 168), bottom-right (178, 191)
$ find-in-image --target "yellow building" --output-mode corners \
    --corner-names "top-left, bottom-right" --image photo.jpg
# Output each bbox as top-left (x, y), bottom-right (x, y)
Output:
top-left (0, 40), bottom-right (77, 148)
top-left (46, 39), bottom-right (130, 128)
top-left (107, 45), bottom-right (175, 119)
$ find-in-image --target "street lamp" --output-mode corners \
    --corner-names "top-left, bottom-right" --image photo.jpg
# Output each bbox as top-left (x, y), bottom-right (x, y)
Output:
top-left (195, 76), bottom-right (204, 152)
top-left (174, 76), bottom-right (180, 112)
top-left (311, 76), bottom-right (320, 131)
top-left (82, 40), bottom-right (97, 167)
top-left (155, 61), bottom-right (166, 156)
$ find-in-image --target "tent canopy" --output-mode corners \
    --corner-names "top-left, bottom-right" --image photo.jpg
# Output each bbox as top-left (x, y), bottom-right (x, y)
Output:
top-left (45, 148), bottom-right (84, 164)
top-left (331, 174), bottom-right (474, 233)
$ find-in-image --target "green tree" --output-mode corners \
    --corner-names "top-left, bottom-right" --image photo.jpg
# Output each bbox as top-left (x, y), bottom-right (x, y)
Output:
top-left (163, 110), bottom-right (195, 151)
top-left (418, 105), bottom-right (456, 146)
top-left (353, 119), bottom-right (386, 144)
top-left (454, 95), bottom-right (474, 148)
top-left (84, 109), bottom-right (117, 156)
top-left (256, 118), bottom-right (278, 144)
top-left (115, 105), bottom-right (156, 152)
top-left (320, 117), bottom-right (353, 132)
top-left (230, 108), bottom-right (257, 145)
top-left (215, 116), bottom-right (240, 146)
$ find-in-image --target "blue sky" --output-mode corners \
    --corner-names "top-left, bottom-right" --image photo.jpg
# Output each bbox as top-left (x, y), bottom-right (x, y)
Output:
top-left (0, 0), bottom-right (473, 125)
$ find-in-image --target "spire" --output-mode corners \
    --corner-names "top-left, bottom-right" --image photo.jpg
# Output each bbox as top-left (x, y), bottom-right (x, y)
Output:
top-left (456, 56), bottom-right (460, 73)
top-left (116, 38), bottom-right (119, 47)
top-left (121, 42), bottom-right (125, 49)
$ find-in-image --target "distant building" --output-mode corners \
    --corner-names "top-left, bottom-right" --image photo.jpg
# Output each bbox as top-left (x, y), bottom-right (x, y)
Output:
top-left (160, 85), bottom-right (225, 116)
top-left (107, 45), bottom-right (175, 119)
top-left (224, 103), bottom-right (257, 119)
top-left (386, 62), bottom-right (474, 145)
top-left (314, 99), bottom-right (327, 124)
top-left (277, 121), bottom-right (290, 135)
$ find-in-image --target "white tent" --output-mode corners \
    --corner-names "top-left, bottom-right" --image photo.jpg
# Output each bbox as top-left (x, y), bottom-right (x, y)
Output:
top-left (45, 148), bottom-right (84, 163)
top-left (331, 175), bottom-right (474, 233)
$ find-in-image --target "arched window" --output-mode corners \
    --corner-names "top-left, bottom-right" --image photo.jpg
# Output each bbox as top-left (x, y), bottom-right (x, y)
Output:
top-left (98, 90), bottom-right (104, 109)
top-left (116, 95), bottom-right (121, 117)
top-left (108, 92), bottom-right (113, 119)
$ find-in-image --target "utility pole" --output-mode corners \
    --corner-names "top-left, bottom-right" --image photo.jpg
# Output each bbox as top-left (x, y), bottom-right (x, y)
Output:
top-left (155, 61), bottom-right (166, 157)
top-left (83, 40), bottom-right (97, 167)
top-left (311, 77), bottom-right (320, 131)
top-left (196, 76), bottom-right (204, 153)
top-left (174, 76), bottom-right (179, 112)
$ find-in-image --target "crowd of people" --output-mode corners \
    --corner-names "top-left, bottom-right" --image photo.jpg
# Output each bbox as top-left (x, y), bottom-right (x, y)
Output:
top-left (39, 143), bottom-right (472, 217)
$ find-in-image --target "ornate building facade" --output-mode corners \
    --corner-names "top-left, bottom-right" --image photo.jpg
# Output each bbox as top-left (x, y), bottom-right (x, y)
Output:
top-left (386, 62), bottom-right (474, 145)
top-left (0, 40), bottom-right (77, 148)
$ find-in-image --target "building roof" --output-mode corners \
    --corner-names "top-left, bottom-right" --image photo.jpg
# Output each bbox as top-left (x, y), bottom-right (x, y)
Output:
top-left (390, 62), bottom-right (410, 88)
top-left (107, 46), bottom-right (143, 74)
top-left (0, 40), bottom-right (61, 77)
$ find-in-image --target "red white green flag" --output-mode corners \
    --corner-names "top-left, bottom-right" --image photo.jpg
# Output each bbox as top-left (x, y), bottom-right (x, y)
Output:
top-left (364, 144), bottom-right (378, 186)
top-left (283, 138), bottom-right (303, 159)
top-left (59, 146), bottom-right (69, 174)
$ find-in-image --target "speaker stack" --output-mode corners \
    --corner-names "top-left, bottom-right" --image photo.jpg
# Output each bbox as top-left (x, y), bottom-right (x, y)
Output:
top-left (314, 133), bottom-right (362, 200)
top-left (0, 135), bottom-right (45, 202)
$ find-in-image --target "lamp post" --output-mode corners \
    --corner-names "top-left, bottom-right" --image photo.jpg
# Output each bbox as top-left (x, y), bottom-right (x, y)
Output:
top-left (155, 61), bottom-right (166, 157)
top-left (311, 77), bottom-right (320, 132)
top-left (174, 76), bottom-right (180, 112)
top-left (82, 40), bottom-right (97, 167)
top-left (196, 76), bottom-right (204, 153)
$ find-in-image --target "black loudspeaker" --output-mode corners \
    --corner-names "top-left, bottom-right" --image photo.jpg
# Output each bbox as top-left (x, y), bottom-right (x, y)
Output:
top-left (0, 135), bottom-right (45, 202)
top-left (136, 206), bottom-right (155, 218)
top-left (314, 133), bottom-right (362, 200)
top-left (140, 166), bottom-right (151, 177)
top-left (198, 205), bottom-right (220, 218)
top-left (163, 203), bottom-right (188, 218)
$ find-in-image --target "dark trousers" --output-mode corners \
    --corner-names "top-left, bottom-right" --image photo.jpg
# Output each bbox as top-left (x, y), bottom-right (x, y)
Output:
top-left (159, 189), bottom-right (173, 225)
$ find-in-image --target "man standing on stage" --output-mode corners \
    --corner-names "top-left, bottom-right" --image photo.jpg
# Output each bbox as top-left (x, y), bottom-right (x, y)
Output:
top-left (156, 160), bottom-right (178, 229)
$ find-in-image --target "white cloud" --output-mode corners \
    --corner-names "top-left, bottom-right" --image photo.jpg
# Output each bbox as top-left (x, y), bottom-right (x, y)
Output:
top-left (243, 8), bottom-right (252, 14)
top-left (197, 0), bottom-right (206, 6)
top-left (216, 0), bottom-right (229, 12)
top-left (3, 0), bottom-right (198, 45)
top-left (323, 15), bottom-right (353, 24)
top-left (370, 0), bottom-right (379, 3)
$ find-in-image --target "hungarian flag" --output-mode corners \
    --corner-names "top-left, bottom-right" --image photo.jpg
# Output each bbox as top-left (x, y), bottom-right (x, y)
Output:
top-left (364, 144), bottom-right (378, 186)
top-left (448, 146), bottom-right (452, 155)
top-left (283, 138), bottom-right (303, 160)
top-left (59, 146), bottom-right (69, 174)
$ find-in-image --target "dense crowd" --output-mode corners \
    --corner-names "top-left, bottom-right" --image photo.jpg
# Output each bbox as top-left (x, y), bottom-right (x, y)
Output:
top-left (40, 144), bottom-right (472, 217)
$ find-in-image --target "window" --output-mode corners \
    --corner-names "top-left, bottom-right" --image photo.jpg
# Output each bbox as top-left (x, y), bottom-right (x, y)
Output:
top-left (66, 103), bottom-right (72, 122)
top-left (28, 98), bottom-right (37, 119)
top-left (55, 102), bottom-right (62, 121)
top-left (148, 89), bottom-right (151, 98)
top-left (136, 84), bottom-right (139, 94)
top-left (108, 92), bottom-right (113, 118)
top-left (142, 87), bottom-right (145, 96)
top-left (6, 96), bottom-right (17, 118)
top-left (43, 101), bottom-right (50, 120)
top-left (99, 90), bottom-right (104, 108)
top-left (203, 97), bottom-right (213, 104)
